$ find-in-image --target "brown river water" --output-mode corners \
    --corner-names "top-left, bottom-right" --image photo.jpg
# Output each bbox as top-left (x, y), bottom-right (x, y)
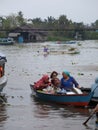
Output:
top-left (0, 40), bottom-right (98, 130)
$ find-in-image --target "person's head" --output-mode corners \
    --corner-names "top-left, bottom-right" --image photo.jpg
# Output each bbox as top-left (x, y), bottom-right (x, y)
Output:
top-left (42, 75), bottom-right (49, 83)
top-left (44, 45), bottom-right (47, 49)
top-left (95, 77), bottom-right (98, 84)
top-left (52, 78), bottom-right (60, 87)
top-left (50, 71), bottom-right (58, 79)
top-left (62, 70), bottom-right (70, 79)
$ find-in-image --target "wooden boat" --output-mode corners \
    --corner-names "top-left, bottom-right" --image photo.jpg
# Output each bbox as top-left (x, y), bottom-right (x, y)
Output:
top-left (0, 53), bottom-right (7, 93)
top-left (65, 41), bottom-right (76, 44)
top-left (0, 38), bottom-right (14, 45)
top-left (30, 84), bottom-right (93, 107)
top-left (57, 41), bottom-right (77, 44)
top-left (0, 53), bottom-right (7, 103)
top-left (49, 49), bottom-right (80, 55)
top-left (80, 87), bottom-right (98, 107)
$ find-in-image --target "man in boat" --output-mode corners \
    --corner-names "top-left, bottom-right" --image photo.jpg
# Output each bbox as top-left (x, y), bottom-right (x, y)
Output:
top-left (91, 77), bottom-right (98, 98)
top-left (60, 70), bottom-right (82, 94)
top-left (91, 77), bottom-right (98, 127)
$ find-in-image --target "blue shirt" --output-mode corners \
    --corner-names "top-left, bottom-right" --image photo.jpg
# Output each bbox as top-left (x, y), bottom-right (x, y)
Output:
top-left (61, 76), bottom-right (79, 90)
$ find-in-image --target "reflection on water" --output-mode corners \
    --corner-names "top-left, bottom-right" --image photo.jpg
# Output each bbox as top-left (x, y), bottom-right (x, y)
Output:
top-left (31, 96), bottom-right (93, 130)
top-left (0, 105), bottom-right (8, 128)
top-left (0, 41), bottom-right (98, 130)
top-left (32, 96), bottom-right (90, 118)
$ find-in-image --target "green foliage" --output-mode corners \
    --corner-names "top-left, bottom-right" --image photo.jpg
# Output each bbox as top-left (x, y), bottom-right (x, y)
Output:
top-left (3, 14), bottom-right (18, 29)
top-left (0, 32), bottom-right (6, 37)
top-left (47, 35), bottom-right (73, 41)
top-left (16, 11), bottom-right (26, 26)
top-left (85, 31), bottom-right (98, 40)
top-left (1, 11), bottom-right (98, 40)
top-left (1, 11), bottom-right (26, 29)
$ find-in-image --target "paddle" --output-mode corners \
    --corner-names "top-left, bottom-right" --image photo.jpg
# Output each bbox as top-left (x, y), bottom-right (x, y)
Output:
top-left (83, 104), bottom-right (98, 125)
top-left (83, 111), bottom-right (95, 125)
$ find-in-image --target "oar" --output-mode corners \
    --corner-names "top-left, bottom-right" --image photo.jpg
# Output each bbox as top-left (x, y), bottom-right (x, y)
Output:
top-left (83, 104), bottom-right (98, 125)
top-left (83, 111), bottom-right (95, 125)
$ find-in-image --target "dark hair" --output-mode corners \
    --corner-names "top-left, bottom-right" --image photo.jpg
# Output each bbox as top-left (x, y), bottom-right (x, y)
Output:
top-left (51, 78), bottom-right (60, 86)
top-left (50, 71), bottom-right (58, 79)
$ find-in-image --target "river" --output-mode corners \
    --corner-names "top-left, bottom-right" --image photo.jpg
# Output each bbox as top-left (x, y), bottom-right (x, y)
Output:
top-left (0, 40), bottom-right (98, 130)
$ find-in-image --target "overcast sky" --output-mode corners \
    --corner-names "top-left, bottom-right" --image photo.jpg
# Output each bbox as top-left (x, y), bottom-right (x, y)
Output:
top-left (0, 0), bottom-right (98, 24)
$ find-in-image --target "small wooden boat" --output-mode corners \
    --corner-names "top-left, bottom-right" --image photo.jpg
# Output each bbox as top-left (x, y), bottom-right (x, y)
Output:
top-left (65, 41), bottom-right (76, 44)
top-left (49, 49), bottom-right (80, 55)
top-left (30, 84), bottom-right (93, 107)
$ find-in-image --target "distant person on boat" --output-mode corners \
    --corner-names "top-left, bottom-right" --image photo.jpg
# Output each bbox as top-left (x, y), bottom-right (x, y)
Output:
top-left (61, 70), bottom-right (82, 94)
top-left (34, 75), bottom-right (51, 90)
top-left (43, 46), bottom-right (49, 57)
top-left (43, 46), bottom-right (49, 53)
top-left (91, 77), bottom-right (98, 98)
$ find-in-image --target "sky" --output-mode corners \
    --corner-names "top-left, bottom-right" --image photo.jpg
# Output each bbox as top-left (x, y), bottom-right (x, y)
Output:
top-left (0, 0), bottom-right (98, 24)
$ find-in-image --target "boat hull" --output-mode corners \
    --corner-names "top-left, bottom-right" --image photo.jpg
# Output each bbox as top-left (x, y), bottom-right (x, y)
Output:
top-left (0, 76), bottom-right (7, 93)
top-left (88, 98), bottom-right (98, 107)
top-left (30, 85), bottom-right (92, 107)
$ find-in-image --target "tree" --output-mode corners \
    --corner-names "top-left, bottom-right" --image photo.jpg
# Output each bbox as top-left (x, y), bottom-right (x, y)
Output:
top-left (30, 18), bottom-right (43, 28)
top-left (3, 14), bottom-right (18, 29)
top-left (93, 20), bottom-right (98, 28)
top-left (2, 11), bottom-right (27, 29)
top-left (16, 11), bottom-right (26, 26)
top-left (0, 17), bottom-right (3, 28)
top-left (58, 15), bottom-right (69, 29)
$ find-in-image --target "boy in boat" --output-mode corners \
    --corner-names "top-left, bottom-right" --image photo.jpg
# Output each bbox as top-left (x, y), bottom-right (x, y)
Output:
top-left (42, 72), bottom-right (60, 94)
top-left (50, 71), bottom-right (61, 92)
top-left (51, 78), bottom-right (61, 93)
